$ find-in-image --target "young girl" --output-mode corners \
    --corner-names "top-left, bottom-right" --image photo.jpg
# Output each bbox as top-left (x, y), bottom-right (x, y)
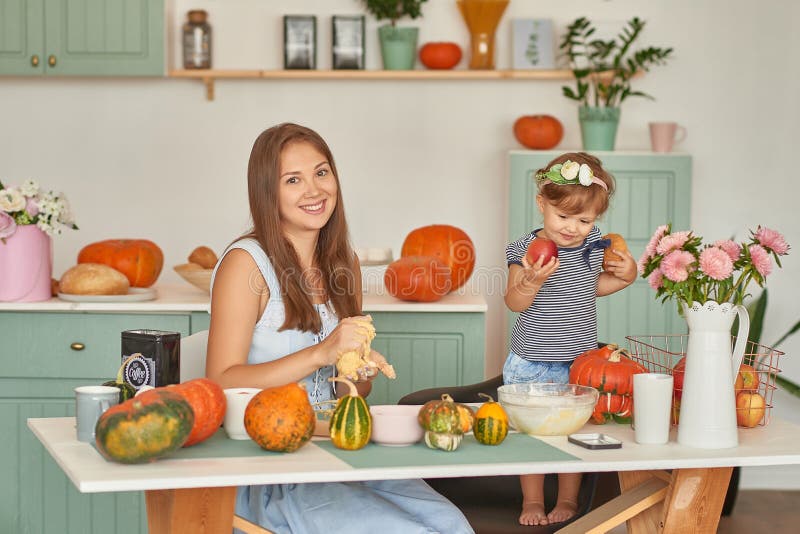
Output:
top-left (206, 123), bottom-right (474, 534)
top-left (503, 152), bottom-right (637, 526)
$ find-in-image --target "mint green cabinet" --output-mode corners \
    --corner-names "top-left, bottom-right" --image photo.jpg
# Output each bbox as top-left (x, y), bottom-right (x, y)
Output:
top-left (0, 0), bottom-right (164, 76)
top-left (508, 151), bottom-right (692, 344)
top-left (0, 311), bottom-right (192, 534)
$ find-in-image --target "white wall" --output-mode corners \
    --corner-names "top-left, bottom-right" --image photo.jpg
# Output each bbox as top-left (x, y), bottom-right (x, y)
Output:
top-left (2, 0), bottom-right (799, 488)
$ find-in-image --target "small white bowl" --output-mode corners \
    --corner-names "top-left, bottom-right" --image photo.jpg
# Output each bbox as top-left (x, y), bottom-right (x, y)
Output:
top-left (369, 404), bottom-right (424, 446)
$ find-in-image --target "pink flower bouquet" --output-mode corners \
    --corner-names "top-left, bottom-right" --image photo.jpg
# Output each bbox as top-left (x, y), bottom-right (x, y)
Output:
top-left (638, 224), bottom-right (790, 309)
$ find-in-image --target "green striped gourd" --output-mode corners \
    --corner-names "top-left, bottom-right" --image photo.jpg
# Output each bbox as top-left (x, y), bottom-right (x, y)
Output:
top-left (328, 377), bottom-right (371, 450)
top-left (473, 393), bottom-right (509, 445)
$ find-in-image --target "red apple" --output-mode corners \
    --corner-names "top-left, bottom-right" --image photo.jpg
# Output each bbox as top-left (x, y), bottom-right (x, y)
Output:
top-left (735, 391), bottom-right (766, 428)
top-left (525, 237), bottom-right (558, 265)
top-left (734, 364), bottom-right (759, 393)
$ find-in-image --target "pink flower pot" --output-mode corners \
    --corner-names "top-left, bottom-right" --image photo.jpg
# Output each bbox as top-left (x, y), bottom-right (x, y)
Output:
top-left (0, 225), bottom-right (53, 302)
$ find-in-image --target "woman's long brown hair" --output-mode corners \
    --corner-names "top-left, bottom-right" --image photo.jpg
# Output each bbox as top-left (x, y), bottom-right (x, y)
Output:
top-left (244, 123), bottom-right (359, 332)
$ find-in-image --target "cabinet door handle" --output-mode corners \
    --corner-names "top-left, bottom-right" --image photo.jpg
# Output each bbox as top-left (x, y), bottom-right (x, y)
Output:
top-left (31, 55), bottom-right (39, 67)
top-left (70, 342), bottom-right (85, 351)
top-left (48, 55), bottom-right (56, 67)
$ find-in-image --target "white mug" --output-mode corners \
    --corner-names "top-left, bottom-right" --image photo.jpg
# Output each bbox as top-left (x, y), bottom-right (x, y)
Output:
top-left (223, 388), bottom-right (261, 440)
top-left (75, 385), bottom-right (120, 442)
top-left (632, 373), bottom-right (674, 444)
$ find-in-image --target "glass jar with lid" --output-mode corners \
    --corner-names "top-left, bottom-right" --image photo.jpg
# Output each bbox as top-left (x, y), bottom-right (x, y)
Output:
top-left (182, 10), bottom-right (212, 69)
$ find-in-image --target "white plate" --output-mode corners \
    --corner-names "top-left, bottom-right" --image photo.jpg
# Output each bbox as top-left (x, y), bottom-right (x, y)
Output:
top-left (58, 287), bottom-right (157, 302)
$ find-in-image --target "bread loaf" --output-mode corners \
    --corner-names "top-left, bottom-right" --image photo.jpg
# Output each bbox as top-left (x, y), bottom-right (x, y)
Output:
top-left (602, 233), bottom-right (629, 270)
top-left (188, 246), bottom-right (218, 269)
top-left (60, 263), bottom-right (130, 295)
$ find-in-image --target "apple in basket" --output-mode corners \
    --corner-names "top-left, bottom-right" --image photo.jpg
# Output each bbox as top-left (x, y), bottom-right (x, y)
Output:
top-left (526, 237), bottom-right (558, 265)
top-left (735, 391), bottom-right (766, 428)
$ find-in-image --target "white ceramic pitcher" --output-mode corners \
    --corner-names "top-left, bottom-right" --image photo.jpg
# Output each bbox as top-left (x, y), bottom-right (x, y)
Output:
top-left (677, 301), bottom-right (749, 449)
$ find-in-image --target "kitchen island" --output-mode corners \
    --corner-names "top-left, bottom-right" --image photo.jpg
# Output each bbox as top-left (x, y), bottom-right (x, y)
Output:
top-left (0, 284), bottom-right (487, 534)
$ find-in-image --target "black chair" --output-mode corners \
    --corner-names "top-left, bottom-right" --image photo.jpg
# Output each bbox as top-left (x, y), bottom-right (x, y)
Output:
top-left (399, 375), bottom-right (599, 534)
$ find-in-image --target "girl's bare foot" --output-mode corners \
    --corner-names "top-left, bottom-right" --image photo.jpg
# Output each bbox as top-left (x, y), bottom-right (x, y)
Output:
top-left (547, 499), bottom-right (577, 524)
top-left (519, 502), bottom-right (548, 526)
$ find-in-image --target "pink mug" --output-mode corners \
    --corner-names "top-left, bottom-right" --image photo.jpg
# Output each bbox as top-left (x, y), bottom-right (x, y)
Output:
top-left (649, 122), bottom-right (687, 153)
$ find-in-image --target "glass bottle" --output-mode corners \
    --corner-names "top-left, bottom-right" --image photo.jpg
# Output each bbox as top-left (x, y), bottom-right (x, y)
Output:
top-left (182, 10), bottom-right (212, 69)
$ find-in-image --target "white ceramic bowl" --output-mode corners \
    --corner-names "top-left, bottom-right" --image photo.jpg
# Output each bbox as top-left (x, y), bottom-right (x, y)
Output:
top-left (369, 404), bottom-right (424, 446)
top-left (497, 383), bottom-right (599, 436)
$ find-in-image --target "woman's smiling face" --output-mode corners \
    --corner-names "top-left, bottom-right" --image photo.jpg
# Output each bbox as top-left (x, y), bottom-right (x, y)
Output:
top-left (536, 194), bottom-right (598, 248)
top-left (278, 141), bottom-right (338, 235)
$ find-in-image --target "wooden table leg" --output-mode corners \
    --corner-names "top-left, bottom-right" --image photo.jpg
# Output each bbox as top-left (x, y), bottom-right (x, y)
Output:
top-left (619, 470), bottom-right (669, 533)
top-left (145, 486), bottom-right (237, 534)
top-left (661, 467), bottom-right (733, 534)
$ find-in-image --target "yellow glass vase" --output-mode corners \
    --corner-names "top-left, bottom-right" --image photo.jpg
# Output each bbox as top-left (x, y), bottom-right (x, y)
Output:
top-left (457, 0), bottom-right (509, 70)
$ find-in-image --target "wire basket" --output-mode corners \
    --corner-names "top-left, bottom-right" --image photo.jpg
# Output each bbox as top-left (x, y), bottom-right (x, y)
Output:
top-left (625, 335), bottom-right (784, 428)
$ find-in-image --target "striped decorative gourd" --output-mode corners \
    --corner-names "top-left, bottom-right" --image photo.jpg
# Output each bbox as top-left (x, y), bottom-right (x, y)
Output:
top-left (473, 393), bottom-right (509, 446)
top-left (328, 377), bottom-right (372, 450)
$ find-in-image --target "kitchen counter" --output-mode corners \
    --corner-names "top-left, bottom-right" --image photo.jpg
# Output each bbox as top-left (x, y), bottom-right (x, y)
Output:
top-left (0, 283), bottom-right (488, 313)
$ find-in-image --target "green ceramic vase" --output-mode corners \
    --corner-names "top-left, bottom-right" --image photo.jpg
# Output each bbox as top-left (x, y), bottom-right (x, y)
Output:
top-left (378, 25), bottom-right (418, 70)
top-left (579, 106), bottom-right (621, 151)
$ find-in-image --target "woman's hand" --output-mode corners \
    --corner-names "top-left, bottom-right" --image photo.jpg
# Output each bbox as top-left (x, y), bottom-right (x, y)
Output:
top-left (604, 249), bottom-right (637, 285)
top-left (317, 315), bottom-right (374, 367)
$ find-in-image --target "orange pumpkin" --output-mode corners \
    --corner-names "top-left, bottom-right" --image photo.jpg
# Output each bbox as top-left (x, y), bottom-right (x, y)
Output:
top-left (592, 392), bottom-right (634, 424)
top-left (400, 225), bottom-right (475, 291)
top-left (78, 239), bottom-right (164, 288)
top-left (513, 115), bottom-right (564, 150)
top-left (169, 378), bottom-right (226, 447)
top-left (419, 42), bottom-right (462, 70)
top-left (569, 344), bottom-right (646, 396)
top-left (384, 256), bottom-right (452, 302)
top-left (243, 383), bottom-right (315, 453)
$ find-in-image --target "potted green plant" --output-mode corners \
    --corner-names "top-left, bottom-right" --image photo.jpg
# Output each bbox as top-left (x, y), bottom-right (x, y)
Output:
top-left (560, 17), bottom-right (673, 150)
top-left (363, 0), bottom-right (428, 70)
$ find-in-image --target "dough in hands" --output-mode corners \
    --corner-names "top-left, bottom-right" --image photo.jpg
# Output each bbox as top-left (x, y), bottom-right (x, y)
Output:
top-left (335, 316), bottom-right (396, 380)
top-left (59, 263), bottom-right (130, 295)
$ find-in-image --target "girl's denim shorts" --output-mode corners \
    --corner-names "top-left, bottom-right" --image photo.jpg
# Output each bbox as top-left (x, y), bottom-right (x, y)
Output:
top-left (502, 351), bottom-right (571, 385)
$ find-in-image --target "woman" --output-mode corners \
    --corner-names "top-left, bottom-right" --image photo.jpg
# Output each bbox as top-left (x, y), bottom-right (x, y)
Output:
top-left (206, 123), bottom-right (474, 534)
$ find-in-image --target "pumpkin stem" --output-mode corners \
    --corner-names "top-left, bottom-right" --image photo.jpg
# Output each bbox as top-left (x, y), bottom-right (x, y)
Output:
top-left (477, 392), bottom-right (496, 403)
top-left (441, 393), bottom-right (455, 403)
top-left (329, 376), bottom-right (360, 397)
top-left (609, 348), bottom-right (629, 363)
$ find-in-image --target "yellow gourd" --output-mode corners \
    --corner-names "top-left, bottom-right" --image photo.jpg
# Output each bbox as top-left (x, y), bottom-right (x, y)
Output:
top-left (473, 393), bottom-right (509, 446)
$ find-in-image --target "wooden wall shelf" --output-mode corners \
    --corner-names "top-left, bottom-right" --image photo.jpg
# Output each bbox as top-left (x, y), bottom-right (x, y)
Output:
top-left (168, 68), bottom-right (576, 101)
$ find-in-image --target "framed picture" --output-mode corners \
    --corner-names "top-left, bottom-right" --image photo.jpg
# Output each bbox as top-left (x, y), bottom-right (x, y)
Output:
top-left (284, 15), bottom-right (317, 70)
top-left (332, 15), bottom-right (365, 70)
top-left (511, 19), bottom-right (555, 70)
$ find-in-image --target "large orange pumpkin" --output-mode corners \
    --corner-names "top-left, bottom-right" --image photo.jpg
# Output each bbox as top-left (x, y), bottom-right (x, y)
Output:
top-left (569, 344), bottom-right (647, 396)
top-left (513, 115), bottom-right (564, 150)
top-left (419, 42), bottom-right (462, 70)
top-left (400, 225), bottom-right (475, 291)
top-left (244, 383), bottom-right (315, 453)
top-left (169, 378), bottom-right (226, 447)
top-left (78, 239), bottom-right (164, 288)
top-left (384, 256), bottom-right (452, 302)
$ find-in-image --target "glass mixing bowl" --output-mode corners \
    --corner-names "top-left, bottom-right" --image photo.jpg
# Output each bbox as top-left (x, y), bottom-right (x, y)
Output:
top-left (497, 383), bottom-right (599, 436)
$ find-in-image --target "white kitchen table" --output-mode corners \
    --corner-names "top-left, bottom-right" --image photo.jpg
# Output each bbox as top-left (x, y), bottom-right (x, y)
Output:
top-left (28, 417), bottom-right (800, 534)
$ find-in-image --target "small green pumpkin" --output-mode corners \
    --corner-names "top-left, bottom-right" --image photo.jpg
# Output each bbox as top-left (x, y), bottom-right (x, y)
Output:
top-left (95, 389), bottom-right (194, 464)
top-left (102, 379), bottom-right (137, 403)
top-left (328, 377), bottom-right (371, 450)
top-left (473, 393), bottom-right (509, 446)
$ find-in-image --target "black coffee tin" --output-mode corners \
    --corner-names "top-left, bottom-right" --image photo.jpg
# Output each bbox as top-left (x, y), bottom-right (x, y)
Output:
top-left (121, 330), bottom-right (181, 390)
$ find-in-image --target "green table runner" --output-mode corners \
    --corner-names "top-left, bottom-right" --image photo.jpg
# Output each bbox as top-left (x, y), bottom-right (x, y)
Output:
top-left (96, 430), bottom-right (580, 466)
top-left (316, 433), bottom-right (579, 468)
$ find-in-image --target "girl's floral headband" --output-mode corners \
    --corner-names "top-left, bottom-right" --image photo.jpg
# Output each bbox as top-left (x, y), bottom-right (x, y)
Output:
top-left (535, 160), bottom-right (608, 191)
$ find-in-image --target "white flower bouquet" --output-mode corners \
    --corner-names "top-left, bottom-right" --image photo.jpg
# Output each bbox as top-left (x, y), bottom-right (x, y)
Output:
top-left (0, 179), bottom-right (78, 241)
